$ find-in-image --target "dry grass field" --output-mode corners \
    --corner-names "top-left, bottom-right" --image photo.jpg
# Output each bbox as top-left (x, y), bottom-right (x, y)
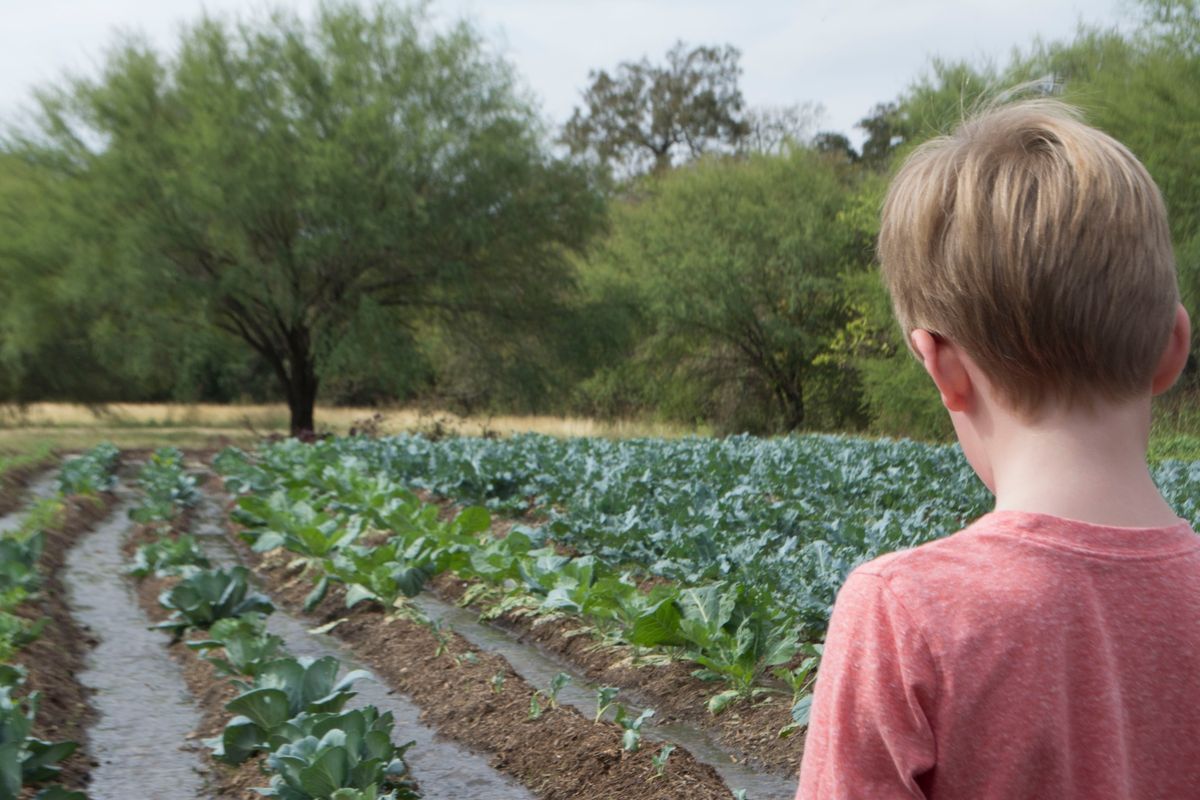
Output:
top-left (0, 403), bottom-right (700, 454)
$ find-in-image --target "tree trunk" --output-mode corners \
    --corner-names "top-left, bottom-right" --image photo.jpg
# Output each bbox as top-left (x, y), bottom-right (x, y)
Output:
top-left (287, 380), bottom-right (317, 437)
top-left (775, 380), bottom-right (805, 432)
top-left (284, 326), bottom-right (320, 438)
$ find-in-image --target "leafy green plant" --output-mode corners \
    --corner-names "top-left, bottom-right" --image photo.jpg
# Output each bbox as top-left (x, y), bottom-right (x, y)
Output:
top-left (154, 566), bottom-right (274, 639)
top-left (776, 643), bottom-right (822, 738)
top-left (56, 443), bottom-right (118, 496)
top-left (214, 656), bottom-right (369, 764)
top-left (650, 743), bottom-right (676, 779)
top-left (259, 724), bottom-right (417, 799)
top-left (528, 672), bottom-right (571, 721)
top-left (594, 686), bottom-right (620, 723)
top-left (128, 535), bottom-right (211, 578)
top-left (234, 491), bottom-right (360, 562)
top-left (0, 679), bottom-right (82, 800)
top-left (187, 617), bottom-right (286, 678)
top-left (312, 540), bottom-right (430, 613)
top-left (613, 705), bottom-right (654, 752)
top-left (129, 447), bottom-right (200, 523)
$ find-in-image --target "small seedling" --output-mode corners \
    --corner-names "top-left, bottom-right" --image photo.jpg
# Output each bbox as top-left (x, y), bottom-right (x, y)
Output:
top-left (650, 743), bottom-right (676, 779)
top-left (529, 672), bottom-right (572, 720)
top-left (545, 672), bottom-right (570, 707)
top-left (528, 690), bottom-right (542, 724)
top-left (429, 619), bottom-right (451, 658)
top-left (490, 670), bottom-right (506, 694)
top-left (614, 704), bottom-right (655, 752)
top-left (595, 686), bottom-right (620, 723)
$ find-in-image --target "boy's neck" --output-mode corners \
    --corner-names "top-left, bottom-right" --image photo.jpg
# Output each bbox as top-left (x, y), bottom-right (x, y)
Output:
top-left (986, 396), bottom-right (1179, 528)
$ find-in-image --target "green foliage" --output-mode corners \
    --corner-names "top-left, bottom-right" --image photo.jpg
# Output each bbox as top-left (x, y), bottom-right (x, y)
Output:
top-left (154, 566), bottom-right (275, 639)
top-left (128, 535), bottom-right (211, 578)
top-left (215, 656), bottom-right (369, 765)
top-left (56, 444), bottom-right (119, 496)
top-left (613, 704), bottom-right (655, 752)
top-left (563, 41), bottom-right (748, 176)
top-left (9, 1), bottom-right (604, 432)
top-left (187, 617), bottom-right (285, 678)
top-left (260, 722), bottom-right (417, 799)
top-left (0, 444), bottom-right (54, 482)
top-left (592, 149), bottom-right (854, 432)
top-left (0, 673), bottom-right (80, 800)
top-left (129, 447), bottom-right (199, 523)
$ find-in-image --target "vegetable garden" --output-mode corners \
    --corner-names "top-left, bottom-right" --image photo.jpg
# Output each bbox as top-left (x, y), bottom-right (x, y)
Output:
top-left (4, 435), bottom-right (1200, 799)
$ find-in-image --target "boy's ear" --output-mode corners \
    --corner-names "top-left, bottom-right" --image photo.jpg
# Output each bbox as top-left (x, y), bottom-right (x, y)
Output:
top-left (910, 329), bottom-right (973, 413)
top-left (1151, 303), bottom-right (1191, 396)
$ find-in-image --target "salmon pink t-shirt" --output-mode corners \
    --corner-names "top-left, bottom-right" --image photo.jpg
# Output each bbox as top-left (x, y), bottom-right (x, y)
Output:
top-left (796, 510), bottom-right (1200, 799)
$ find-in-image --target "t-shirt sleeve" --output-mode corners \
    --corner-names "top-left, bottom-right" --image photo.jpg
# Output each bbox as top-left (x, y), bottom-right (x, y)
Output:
top-left (795, 568), bottom-right (938, 799)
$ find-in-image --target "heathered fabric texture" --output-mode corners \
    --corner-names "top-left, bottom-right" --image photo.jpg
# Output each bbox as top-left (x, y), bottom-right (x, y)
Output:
top-left (795, 510), bottom-right (1200, 799)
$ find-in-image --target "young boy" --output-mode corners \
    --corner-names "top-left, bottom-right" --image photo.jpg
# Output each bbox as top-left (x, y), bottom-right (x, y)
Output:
top-left (796, 99), bottom-right (1200, 798)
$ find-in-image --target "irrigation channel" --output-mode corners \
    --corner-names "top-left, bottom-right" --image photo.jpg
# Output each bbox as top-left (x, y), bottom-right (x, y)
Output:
top-left (188, 490), bottom-right (536, 800)
top-left (65, 500), bottom-right (210, 798)
top-left (190, 472), bottom-right (798, 800)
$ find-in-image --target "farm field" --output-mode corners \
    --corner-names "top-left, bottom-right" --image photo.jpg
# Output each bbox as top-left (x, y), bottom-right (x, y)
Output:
top-left (4, 434), bottom-right (1200, 799)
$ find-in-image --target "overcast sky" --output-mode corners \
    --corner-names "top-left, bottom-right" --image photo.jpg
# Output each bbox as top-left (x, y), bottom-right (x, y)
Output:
top-left (0, 0), bottom-right (1134, 146)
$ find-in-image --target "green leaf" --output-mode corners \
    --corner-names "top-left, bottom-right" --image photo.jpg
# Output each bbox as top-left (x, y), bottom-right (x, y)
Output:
top-left (226, 688), bottom-right (290, 731)
top-left (215, 718), bottom-right (267, 765)
top-left (706, 689), bottom-right (741, 715)
top-left (455, 506), bottom-right (491, 535)
top-left (627, 598), bottom-right (685, 647)
top-left (345, 584), bottom-right (379, 609)
top-left (304, 577), bottom-right (331, 613)
top-left (298, 745), bottom-right (350, 795)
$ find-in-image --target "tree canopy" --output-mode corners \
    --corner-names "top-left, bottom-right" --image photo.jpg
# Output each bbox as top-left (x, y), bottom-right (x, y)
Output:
top-left (562, 41), bottom-right (749, 177)
top-left (4, 2), bottom-right (603, 432)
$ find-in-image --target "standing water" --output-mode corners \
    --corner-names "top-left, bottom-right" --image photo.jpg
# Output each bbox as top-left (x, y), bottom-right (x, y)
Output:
top-left (65, 504), bottom-right (210, 799)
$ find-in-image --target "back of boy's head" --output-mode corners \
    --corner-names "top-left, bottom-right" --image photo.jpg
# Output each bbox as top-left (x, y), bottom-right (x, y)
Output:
top-left (878, 98), bottom-right (1178, 414)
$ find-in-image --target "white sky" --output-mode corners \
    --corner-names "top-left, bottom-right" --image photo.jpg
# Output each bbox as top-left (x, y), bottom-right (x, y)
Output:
top-left (0, 0), bottom-right (1135, 146)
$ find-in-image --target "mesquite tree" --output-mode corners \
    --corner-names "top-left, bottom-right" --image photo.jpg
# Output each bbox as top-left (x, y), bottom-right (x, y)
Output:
top-left (9, 2), bottom-right (601, 433)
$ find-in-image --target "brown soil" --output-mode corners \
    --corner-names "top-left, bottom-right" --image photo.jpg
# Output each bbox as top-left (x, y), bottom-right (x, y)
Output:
top-left (429, 573), bottom-right (807, 776)
top-left (232, 531), bottom-right (736, 799)
top-left (12, 492), bottom-right (118, 793)
top-left (423, 493), bottom-right (805, 776)
top-left (0, 460), bottom-right (55, 516)
top-left (129, 548), bottom-right (268, 799)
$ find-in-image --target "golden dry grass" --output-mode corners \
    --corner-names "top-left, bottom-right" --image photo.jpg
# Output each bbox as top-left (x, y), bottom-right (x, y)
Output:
top-left (0, 403), bottom-right (698, 452)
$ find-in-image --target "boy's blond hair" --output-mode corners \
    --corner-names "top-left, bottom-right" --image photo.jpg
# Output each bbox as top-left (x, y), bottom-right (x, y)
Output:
top-left (878, 98), bottom-right (1178, 413)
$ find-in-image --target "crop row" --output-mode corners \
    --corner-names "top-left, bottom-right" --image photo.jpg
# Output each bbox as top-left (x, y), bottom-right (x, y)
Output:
top-left (0, 444), bottom-right (118, 800)
top-left (127, 451), bottom-right (419, 799)
top-left (216, 446), bottom-right (819, 733)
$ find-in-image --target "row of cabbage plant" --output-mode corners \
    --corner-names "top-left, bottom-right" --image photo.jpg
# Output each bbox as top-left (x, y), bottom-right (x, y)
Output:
top-left (216, 447), bottom-right (817, 734)
top-left (1, 444), bottom-right (120, 800)
top-left (129, 458), bottom-right (418, 799)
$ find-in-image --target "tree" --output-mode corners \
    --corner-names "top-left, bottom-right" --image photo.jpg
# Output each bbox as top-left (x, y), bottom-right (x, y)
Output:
top-left (562, 41), bottom-right (749, 176)
top-left (739, 103), bottom-right (824, 155)
top-left (8, 2), bottom-right (603, 433)
top-left (598, 151), bottom-right (852, 432)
